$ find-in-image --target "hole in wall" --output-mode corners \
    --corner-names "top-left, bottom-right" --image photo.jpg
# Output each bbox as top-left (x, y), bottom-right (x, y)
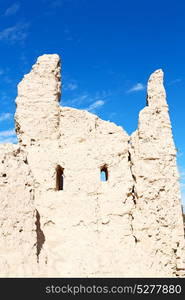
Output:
top-left (100, 165), bottom-right (108, 182)
top-left (56, 165), bottom-right (64, 190)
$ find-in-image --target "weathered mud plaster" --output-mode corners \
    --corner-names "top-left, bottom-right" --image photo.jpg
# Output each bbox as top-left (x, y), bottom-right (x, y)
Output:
top-left (0, 145), bottom-right (37, 276)
top-left (15, 54), bottom-right (61, 146)
top-left (0, 55), bottom-right (184, 277)
top-left (129, 70), bottom-right (185, 276)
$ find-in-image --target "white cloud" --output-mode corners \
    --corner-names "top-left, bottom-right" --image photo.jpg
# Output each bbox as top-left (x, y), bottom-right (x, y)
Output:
top-left (63, 90), bottom-right (109, 109)
top-left (168, 78), bottom-right (182, 86)
top-left (0, 113), bottom-right (12, 122)
top-left (0, 129), bottom-right (15, 137)
top-left (86, 100), bottom-right (105, 112)
top-left (63, 82), bottom-right (78, 91)
top-left (0, 136), bottom-right (17, 144)
top-left (0, 129), bottom-right (17, 144)
top-left (63, 94), bottom-right (89, 106)
top-left (126, 83), bottom-right (145, 93)
top-left (0, 92), bottom-right (12, 103)
top-left (3, 2), bottom-right (20, 17)
top-left (0, 23), bottom-right (29, 44)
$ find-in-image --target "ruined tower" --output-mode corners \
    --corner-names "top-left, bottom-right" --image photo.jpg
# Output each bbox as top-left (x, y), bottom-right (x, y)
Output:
top-left (0, 55), bottom-right (184, 277)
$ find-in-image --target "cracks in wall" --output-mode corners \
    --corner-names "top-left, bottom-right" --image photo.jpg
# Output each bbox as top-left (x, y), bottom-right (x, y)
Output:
top-left (128, 142), bottom-right (138, 206)
top-left (130, 186), bottom-right (137, 205)
top-left (35, 209), bottom-right (45, 263)
top-left (172, 242), bottom-right (185, 276)
top-left (129, 213), bottom-right (138, 244)
top-left (72, 220), bottom-right (85, 227)
top-left (128, 140), bottom-right (138, 244)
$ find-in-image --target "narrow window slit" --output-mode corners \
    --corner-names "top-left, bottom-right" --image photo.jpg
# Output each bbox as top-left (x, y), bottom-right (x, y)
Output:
top-left (56, 166), bottom-right (64, 191)
top-left (100, 165), bottom-right (108, 182)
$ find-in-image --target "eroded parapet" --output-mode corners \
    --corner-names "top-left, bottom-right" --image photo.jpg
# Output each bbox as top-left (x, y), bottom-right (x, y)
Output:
top-left (146, 69), bottom-right (168, 108)
top-left (135, 70), bottom-right (176, 160)
top-left (15, 54), bottom-right (61, 146)
top-left (130, 69), bottom-right (185, 276)
top-left (0, 144), bottom-right (37, 277)
top-left (2, 54), bottom-right (184, 277)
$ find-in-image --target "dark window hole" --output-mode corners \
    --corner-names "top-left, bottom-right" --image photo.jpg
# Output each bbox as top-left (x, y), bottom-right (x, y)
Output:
top-left (100, 165), bottom-right (108, 182)
top-left (56, 166), bottom-right (64, 191)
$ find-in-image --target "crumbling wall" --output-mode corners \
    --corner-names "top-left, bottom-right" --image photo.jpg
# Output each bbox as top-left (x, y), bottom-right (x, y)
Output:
top-left (129, 70), bottom-right (185, 276)
top-left (33, 107), bottom-right (136, 277)
top-left (0, 55), bottom-right (184, 277)
top-left (15, 54), bottom-right (61, 146)
top-left (0, 145), bottom-right (37, 276)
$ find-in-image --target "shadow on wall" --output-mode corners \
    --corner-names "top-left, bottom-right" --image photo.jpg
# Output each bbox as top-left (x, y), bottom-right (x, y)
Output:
top-left (56, 165), bottom-right (64, 191)
top-left (35, 210), bottom-right (45, 262)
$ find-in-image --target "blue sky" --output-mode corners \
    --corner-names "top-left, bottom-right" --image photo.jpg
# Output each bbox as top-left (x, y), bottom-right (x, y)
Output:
top-left (0, 0), bottom-right (185, 208)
